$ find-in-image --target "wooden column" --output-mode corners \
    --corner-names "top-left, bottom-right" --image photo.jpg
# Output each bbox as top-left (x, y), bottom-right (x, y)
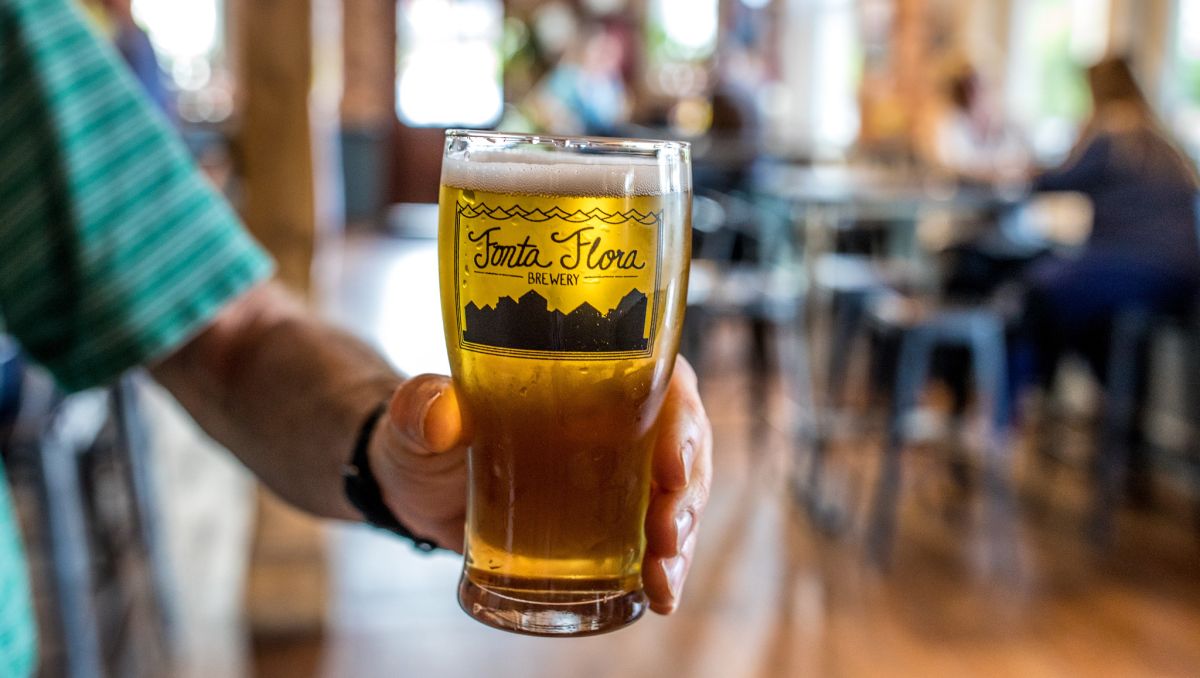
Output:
top-left (954, 0), bottom-right (1013, 82)
top-left (855, 0), bottom-right (938, 157)
top-left (239, 0), bottom-right (317, 292)
top-left (234, 0), bottom-right (330, 637)
top-left (342, 0), bottom-right (395, 127)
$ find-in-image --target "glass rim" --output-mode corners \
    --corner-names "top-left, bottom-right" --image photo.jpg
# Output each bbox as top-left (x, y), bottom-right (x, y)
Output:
top-left (445, 128), bottom-right (690, 153)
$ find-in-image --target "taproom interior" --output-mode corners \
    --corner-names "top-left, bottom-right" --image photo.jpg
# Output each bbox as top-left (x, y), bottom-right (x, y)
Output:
top-left (5, 0), bottom-right (1200, 676)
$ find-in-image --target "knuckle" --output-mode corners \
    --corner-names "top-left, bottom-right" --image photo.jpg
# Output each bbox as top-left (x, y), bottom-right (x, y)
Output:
top-left (682, 400), bottom-right (708, 431)
top-left (675, 355), bottom-right (698, 384)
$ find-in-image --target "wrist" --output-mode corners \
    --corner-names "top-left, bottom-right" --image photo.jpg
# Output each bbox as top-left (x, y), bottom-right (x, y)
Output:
top-left (342, 399), bottom-right (438, 551)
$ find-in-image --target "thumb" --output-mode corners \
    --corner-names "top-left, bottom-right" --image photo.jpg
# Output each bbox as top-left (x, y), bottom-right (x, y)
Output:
top-left (386, 374), bottom-right (466, 454)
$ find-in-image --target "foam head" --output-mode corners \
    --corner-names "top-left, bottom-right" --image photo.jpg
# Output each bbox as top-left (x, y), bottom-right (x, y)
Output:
top-left (441, 150), bottom-right (690, 197)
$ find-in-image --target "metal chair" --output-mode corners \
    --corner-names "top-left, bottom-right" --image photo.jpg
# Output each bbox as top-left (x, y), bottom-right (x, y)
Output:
top-left (861, 296), bottom-right (1011, 565)
top-left (684, 191), bottom-right (811, 415)
top-left (4, 366), bottom-right (172, 678)
top-left (685, 191), bottom-right (829, 527)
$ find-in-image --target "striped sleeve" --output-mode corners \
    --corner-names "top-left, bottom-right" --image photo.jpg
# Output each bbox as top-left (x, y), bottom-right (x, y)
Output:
top-left (0, 0), bottom-right (273, 392)
top-left (0, 464), bottom-right (34, 678)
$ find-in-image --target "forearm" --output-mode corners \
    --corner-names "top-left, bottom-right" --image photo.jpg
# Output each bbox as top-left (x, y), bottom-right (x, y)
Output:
top-left (151, 281), bottom-right (400, 520)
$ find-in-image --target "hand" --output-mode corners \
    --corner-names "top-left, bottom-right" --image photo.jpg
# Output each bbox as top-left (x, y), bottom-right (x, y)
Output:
top-left (640, 356), bottom-right (712, 614)
top-left (368, 356), bottom-right (713, 615)
top-left (367, 374), bottom-right (469, 550)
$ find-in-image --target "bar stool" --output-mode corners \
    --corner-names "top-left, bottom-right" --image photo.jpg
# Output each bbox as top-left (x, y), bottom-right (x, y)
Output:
top-left (863, 295), bottom-right (1011, 565)
top-left (685, 193), bottom-right (832, 534)
top-left (1092, 306), bottom-right (1200, 548)
top-left (684, 191), bottom-right (812, 426)
top-left (5, 367), bottom-right (171, 678)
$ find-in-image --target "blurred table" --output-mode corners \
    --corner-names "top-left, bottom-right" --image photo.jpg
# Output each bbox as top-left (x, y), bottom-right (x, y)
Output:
top-left (751, 162), bottom-right (1026, 290)
top-left (752, 162), bottom-right (1020, 215)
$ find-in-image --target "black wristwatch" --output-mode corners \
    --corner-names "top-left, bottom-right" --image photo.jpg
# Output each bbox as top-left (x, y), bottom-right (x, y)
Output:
top-left (342, 401), bottom-right (439, 552)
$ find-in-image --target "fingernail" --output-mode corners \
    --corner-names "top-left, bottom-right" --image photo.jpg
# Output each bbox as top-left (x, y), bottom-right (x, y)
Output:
top-left (674, 510), bottom-right (694, 554)
top-left (416, 391), bottom-right (442, 446)
top-left (662, 556), bottom-right (686, 600)
top-left (679, 440), bottom-right (695, 485)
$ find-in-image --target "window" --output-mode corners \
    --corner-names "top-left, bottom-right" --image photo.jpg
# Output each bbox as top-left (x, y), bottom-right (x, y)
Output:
top-left (768, 0), bottom-right (861, 156)
top-left (132, 0), bottom-right (221, 86)
top-left (645, 0), bottom-right (720, 97)
top-left (396, 0), bottom-right (504, 127)
top-left (648, 0), bottom-right (719, 63)
top-left (810, 0), bottom-right (860, 152)
top-left (1007, 0), bottom-right (1110, 160)
top-left (1170, 0), bottom-right (1200, 158)
top-left (131, 0), bottom-right (231, 122)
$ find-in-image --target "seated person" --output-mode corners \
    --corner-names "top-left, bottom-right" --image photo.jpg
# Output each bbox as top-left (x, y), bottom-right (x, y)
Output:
top-left (1016, 57), bottom-right (1200, 491)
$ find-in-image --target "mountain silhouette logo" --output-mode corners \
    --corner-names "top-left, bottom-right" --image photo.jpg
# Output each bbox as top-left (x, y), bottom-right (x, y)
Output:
top-left (464, 288), bottom-right (649, 352)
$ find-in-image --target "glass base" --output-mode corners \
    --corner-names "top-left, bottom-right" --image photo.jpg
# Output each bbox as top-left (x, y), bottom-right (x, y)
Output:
top-left (457, 575), bottom-right (647, 637)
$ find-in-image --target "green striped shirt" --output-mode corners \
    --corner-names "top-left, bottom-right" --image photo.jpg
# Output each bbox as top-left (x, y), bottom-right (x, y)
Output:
top-left (0, 0), bottom-right (273, 673)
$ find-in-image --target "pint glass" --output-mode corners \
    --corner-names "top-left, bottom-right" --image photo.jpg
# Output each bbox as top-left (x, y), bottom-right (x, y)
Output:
top-left (437, 130), bottom-right (691, 636)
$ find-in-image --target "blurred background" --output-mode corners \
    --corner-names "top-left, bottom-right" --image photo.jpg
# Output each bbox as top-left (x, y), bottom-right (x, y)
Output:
top-left (5, 0), bottom-right (1200, 676)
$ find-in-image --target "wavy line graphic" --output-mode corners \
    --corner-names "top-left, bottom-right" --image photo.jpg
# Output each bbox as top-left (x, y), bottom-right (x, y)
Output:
top-left (457, 202), bottom-right (661, 226)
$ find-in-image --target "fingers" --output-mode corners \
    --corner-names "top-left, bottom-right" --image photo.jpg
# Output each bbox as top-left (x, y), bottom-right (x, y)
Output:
top-left (644, 356), bottom-right (712, 615)
top-left (652, 356), bottom-right (708, 492)
top-left (643, 530), bottom-right (697, 615)
top-left (384, 374), bottom-right (468, 455)
top-left (424, 380), bottom-right (465, 452)
top-left (372, 375), bottom-right (470, 552)
top-left (644, 480), bottom-right (704, 614)
top-left (423, 513), bottom-right (466, 555)
top-left (644, 485), bottom-right (701, 559)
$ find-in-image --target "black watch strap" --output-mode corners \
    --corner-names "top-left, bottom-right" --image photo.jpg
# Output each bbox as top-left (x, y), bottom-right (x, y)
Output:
top-left (342, 401), bottom-right (439, 552)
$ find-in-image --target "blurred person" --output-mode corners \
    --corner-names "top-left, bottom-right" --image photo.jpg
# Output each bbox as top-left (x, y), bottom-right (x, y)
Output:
top-left (932, 67), bottom-right (1041, 301)
top-left (1015, 56), bottom-right (1200, 491)
top-left (692, 46), bottom-right (764, 195)
top-left (924, 67), bottom-right (1028, 185)
top-left (0, 1), bottom-right (713, 675)
top-left (525, 22), bottom-right (630, 136)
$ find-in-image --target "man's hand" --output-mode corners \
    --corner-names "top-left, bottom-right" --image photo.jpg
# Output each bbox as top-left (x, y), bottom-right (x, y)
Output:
top-left (367, 374), bottom-right (469, 549)
top-left (639, 358), bottom-right (712, 614)
top-left (369, 356), bottom-right (712, 615)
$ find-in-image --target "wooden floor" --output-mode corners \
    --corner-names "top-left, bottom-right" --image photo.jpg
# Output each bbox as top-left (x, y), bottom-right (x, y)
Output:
top-left (249, 234), bottom-right (1200, 678)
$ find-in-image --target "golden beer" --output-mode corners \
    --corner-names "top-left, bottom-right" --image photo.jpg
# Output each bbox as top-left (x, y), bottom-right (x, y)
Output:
top-left (438, 131), bottom-right (691, 635)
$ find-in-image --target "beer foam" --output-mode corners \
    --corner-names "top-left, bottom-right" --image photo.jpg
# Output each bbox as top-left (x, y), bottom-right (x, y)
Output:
top-left (442, 150), bottom-right (689, 197)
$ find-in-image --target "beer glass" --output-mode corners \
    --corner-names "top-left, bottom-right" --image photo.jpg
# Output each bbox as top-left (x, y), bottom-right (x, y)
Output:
top-left (437, 130), bottom-right (691, 636)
